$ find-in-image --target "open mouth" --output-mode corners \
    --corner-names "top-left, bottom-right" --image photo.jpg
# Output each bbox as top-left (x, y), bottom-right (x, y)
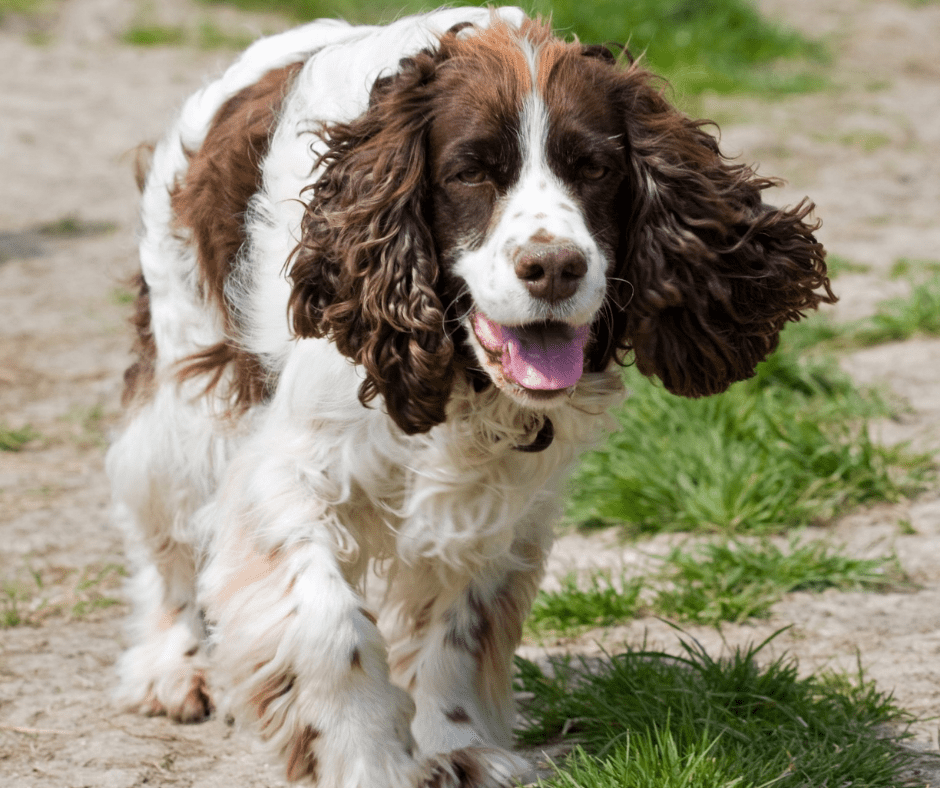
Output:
top-left (471, 312), bottom-right (591, 393)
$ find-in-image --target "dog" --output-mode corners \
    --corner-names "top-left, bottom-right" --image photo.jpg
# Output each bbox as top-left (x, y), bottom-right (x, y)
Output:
top-left (107, 7), bottom-right (834, 786)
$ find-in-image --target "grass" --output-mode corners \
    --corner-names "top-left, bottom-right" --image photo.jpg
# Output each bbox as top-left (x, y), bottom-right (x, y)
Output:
top-left (0, 562), bottom-right (126, 628)
top-left (771, 266), bottom-right (940, 352)
top-left (1, 572), bottom-right (40, 628)
top-left (889, 258), bottom-right (940, 280)
top-left (826, 253), bottom-right (872, 276)
top-left (653, 537), bottom-right (907, 626)
top-left (121, 24), bottom-right (188, 47)
top-left (851, 276), bottom-right (940, 346)
top-left (565, 321), bottom-right (934, 534)
top-left (0, 0), bottom-right (45, 17)
top-left (122, 21), bottom-right (255, 49)
top-left (538, 729), bottom-right (748, 788)
top-left (804, 274), bottom-right (940, 351)
top-left (515, 633), bottom-right (917, 788)
top-left (37, 215), bottom-right (117, 238)
top-left (62, 403), bottom-right (113, 449)
top-left (200, 0), bottom-right (827, 97)
top-left (526, 537), bottom-right (905, 635)
top-left (565, 267), bottom-right (940, 534)
top-left (528, 573), bottom-right (645, 636)
top-left (1, 423), bottom-right (39, 451)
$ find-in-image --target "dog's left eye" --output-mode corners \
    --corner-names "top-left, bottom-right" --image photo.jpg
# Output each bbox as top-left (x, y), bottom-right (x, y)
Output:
top-left (456, 168), bottom-right (488, 186)
top-left (580, 164), bottom-right (609, 181)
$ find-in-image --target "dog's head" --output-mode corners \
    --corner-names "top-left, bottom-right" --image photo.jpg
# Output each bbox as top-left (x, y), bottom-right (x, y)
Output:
top-left (289, 18), bottom-right (834, 435)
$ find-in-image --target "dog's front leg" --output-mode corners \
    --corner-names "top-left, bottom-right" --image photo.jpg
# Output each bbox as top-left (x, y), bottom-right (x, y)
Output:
top-left (195, 470), bottom-right (421, 786)
top-left (195, 449), bottom-right (524, 787)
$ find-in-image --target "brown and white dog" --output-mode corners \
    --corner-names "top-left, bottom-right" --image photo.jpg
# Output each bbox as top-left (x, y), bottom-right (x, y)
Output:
top-left (109, 7), bottom-right (834, 786)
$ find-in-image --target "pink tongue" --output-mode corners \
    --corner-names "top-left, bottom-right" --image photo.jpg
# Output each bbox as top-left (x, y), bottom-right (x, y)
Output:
top-left (472, 313), bottom-right (590, 391)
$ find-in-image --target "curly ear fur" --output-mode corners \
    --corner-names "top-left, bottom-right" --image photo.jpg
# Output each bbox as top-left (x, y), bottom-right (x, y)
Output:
top-left (289, 50), bottom-right (454, 435)
top-left (592, 63), bottom-right (835, 395)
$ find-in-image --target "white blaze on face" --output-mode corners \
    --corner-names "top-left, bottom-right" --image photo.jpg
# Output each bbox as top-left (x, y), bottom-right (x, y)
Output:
top-left (454, 38), bottom-right (610, 397)
top-left (454, 91), bottom-right (608, 328)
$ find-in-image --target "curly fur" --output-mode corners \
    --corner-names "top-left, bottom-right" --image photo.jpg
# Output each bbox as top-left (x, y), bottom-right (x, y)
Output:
top-left (288, 48), bottom-right (454, 435)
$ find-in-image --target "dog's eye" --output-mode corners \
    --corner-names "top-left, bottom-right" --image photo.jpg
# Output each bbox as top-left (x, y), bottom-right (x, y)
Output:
top-left (456, 168), bottom-right (488, 186)
top-left (580, 164), bottom-right (609, 182)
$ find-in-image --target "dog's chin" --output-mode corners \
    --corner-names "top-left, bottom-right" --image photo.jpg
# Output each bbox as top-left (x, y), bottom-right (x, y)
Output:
top-left (482, 360), bottom-right (575, 409)
top-left (466, 312), bottom-right (591, 409)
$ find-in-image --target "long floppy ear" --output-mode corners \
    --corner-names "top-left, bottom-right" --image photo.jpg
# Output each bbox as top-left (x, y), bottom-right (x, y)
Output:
top-left (288, 50), bottom-right (453, 435)
top-left (592, 63), bottom-right (835, 396)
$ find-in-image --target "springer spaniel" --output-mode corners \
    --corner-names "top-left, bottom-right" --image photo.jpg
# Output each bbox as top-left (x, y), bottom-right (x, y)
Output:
top-left (109, 7), bottom-right (834, 786)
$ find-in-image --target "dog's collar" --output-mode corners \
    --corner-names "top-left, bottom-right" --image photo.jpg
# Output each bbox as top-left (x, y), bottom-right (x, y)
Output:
top-left (513, 417), bottom-right (554, 453)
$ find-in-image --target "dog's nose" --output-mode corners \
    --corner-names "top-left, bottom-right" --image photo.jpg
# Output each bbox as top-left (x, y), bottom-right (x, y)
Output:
top-left (514, 243), bottom-right (588, 303)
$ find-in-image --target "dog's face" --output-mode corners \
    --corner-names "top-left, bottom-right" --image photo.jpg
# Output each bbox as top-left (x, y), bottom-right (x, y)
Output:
top-left (290, 18), bottom-right (832, 435)
top-left (426, 36), bottom-right (628, 408)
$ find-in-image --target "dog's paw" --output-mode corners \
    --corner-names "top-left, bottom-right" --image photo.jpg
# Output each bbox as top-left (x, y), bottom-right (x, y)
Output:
top-left (422, 747), bottom-right (533, 788)
top-left (117, 638), bottom-right (214, 723)
top-left (127, 665), bottom-right (214, 723)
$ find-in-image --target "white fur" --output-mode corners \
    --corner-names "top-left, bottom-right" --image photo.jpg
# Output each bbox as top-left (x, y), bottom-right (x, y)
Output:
top-left (109, 9), bottom-right (624, 788)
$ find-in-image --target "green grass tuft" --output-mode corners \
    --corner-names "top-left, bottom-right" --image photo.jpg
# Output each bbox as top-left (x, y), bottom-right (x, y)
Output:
top-left (121, 24), bottom-right (188, 47)
top-left (1, 423), bottom-right (39, 451)
top-left (517, 633), bottom-right (915, 788)
top-left (826, 253), bottom-right (872, 276)
top-left (525, 538), bottom-right (904, 635)
top-left (0, 0), bottom-right (44, 17)
top-left (196, 20), bottom-right (257, 50)
top-left (199, 0), bottom-right (827, 97)
top-left (653, 537), bottom-right (907, 626)
top-left (538, 730), bottom-right (746, 788)
top-left (851, 276), bottom-right (940, 345)
top-left (565, 323), bottom-right (933, 534)
top-left (37, 214), bottom-right (118, 238)
top-left (122, 19), bottom-right (259, 50)
top-left (888, 258), bottom-right (940, 280)
top-left (527, 573), bottom-right (644, 636)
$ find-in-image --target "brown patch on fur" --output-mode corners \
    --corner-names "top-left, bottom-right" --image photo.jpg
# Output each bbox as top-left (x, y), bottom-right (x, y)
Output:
top-left (132, 141), bottom-right (156, 192)
top-left (444, 590), bottom-right (490, 656)
top-left (413, 597), bottom-right (435, 635)
top-left (350, 648), bottom-right (362, 670)
top-left (174, 671), bottom-right (214, 723)
top-left (528, 228), bottom-right (556, 244)
top-left (445, 706), bottom-right (472, 724)
top-left (175, 341), bottom-right (271, 412)
top-left (252, 671), bottom-right (296, 721)
top-left (358, 606), bottom-right (378, 626)
top-left (139, 672), bottom-right (214, 723)
top-left (285, 725), bottom-right (320, 782)
top-left (171, 60), bottom-right (304, 413)
top-left (121, 272), bottom-right (157, 408)
top-left (424, 749), bottom-right (490, 788)
top-left (450, 19), bottom-right (534, 95)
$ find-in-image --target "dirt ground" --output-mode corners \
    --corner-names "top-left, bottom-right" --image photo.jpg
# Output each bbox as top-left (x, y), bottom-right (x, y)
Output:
top-left (1, 0), bottom-right (939, 785)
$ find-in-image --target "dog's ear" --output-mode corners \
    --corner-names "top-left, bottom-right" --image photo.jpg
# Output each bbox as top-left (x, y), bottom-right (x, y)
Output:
top-left (580, 41), bottom-right (633, 65)
top-left (591, 62), bottom-right (834, 395)
top-left (289, 49), bottom-right (454, 435)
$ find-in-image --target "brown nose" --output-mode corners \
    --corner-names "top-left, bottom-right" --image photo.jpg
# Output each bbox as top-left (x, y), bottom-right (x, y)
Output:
top-left (514, 243), bottom-right (588, 303)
